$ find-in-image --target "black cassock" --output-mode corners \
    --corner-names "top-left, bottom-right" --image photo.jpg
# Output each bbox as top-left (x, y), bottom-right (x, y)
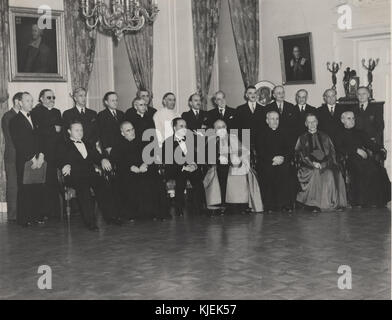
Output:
top-left (336, 127), bottom-right (391, 207)
top-left (255, 127), bottom-right (293, 210)
top-left (111, 137), bottom-right (169, 220)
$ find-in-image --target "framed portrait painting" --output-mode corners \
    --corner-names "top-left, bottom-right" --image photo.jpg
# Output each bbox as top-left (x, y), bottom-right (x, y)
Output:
top-left (278, 32), bottom-right (315, 85)
top-left (9, 7), bottom-right (67, 82)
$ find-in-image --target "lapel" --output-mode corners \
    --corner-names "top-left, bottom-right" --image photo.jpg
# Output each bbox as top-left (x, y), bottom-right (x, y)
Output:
top-left (70, 140), bottom-right (89, 161)
top-left (20, 113), bottom-right (34, 131)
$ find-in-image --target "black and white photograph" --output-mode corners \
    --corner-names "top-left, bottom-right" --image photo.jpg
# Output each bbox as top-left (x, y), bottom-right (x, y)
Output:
top-left (0, 0), bottom-right (391, 308)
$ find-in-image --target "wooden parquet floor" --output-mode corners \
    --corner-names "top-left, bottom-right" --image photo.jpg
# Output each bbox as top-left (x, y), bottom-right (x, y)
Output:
top-left (0, 208), bottom-right (390, 300)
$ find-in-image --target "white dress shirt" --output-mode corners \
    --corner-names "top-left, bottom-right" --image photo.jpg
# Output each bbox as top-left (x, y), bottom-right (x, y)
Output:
top-left (360, 102), bottom-right (369, 111)
top-left (298, 104), bottom-right (306, 112)
top-left (218, 107), bottom-right (226, 117)
top-left (72, 140), bottom-right (88, 159)
top-left (175, 134), bottom-right (188, 156)
top-left (20, 110), bottom-right (34, 128)
top-left (76, 106), bottom-right (86, 114)
top-left (328, 104), bottom-right (336, 115)
top-left (248, 102), bottom-right (256, 113)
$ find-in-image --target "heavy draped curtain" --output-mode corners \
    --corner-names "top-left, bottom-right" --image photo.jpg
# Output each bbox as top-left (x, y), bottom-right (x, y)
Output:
top-left (124, 0), bottom-right (154, 93)
top-left (228, 0), bottom-right (259, 88)
top-left (0, 0), bottom-right (9, 202)
top-left (191, 0), bottom-right (221, 110)
top-left (64, 0), bottom-right (97, 91)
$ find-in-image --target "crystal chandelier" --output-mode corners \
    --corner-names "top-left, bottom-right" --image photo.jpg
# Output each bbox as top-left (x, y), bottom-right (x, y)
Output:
top-left (80, 0), bottom-right (159, 41)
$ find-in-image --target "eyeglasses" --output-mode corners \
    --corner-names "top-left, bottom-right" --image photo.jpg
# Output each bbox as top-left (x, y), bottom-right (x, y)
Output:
top-left (46, 96), bottom-right (56, 100)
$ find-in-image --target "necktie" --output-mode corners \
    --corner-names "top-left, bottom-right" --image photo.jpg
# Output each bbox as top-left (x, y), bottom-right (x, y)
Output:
top-left (195, 111), bottom-right (199, 119)
top-left (330, 107), bottom-right (334, 116)
top-left (279, 103), bottom-right (283, 114)
top-left (112, 111), bottom-right (118, 120)
top-left (360, 104), bottom-right (365, 112)
top-left (81, 108), bottom-right (85, 115)
top-left (301, 105), bottom-right (305, 113)
top-left (219, 109), bottom-right (224, 118)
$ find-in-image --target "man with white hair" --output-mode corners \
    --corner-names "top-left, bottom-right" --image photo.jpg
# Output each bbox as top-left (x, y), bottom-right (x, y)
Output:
top-left (207, 91), bottom-right (237, 130)
top-left (337, 111), bottom-right (390, 208)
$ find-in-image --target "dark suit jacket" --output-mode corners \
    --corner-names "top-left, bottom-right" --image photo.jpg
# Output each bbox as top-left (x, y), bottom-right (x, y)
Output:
top-left (9, 112), bottom-right (43, 179)
top-left (97, 108), bottom-right (126, 150)
top-left (125, 106), bottom-right (157, 120)
top-left (236, 102), bottom-right (267, 143)
top-left (181, 109), bottom-right (209, 132)
top-left (31, 104), bottom-right (62, 162)
top-left (62, 107), bottom-right (99, 146)
top-left (207, 106), bottom-right (237, 130)
top-left (317, 103), bottom-right (349, 143)
top-left (58, 140), bottom-right (104, 186)
top-left (1, 109), bottom-right (18, 163)
top-left (161, 135), bottom-right (201, 180)
top-left (352, 102), bottom-right (384, 145)
top-left (293, 104), bottom-right (317, 137)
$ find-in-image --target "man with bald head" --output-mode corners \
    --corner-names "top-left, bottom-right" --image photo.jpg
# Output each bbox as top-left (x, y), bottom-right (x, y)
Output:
top-left (317, 88), bottom-right (349, 144)
top-left (256, 111), bottom-right (292, 213)
top-left (352, 86), bottom-right (384, 146)
top-left (337, 111), bottom-right (390, 208)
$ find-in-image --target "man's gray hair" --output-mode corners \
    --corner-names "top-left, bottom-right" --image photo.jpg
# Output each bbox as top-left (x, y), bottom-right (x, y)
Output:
top-left (323, 88), bottom-right (337, 98)
top-left (341, 111), bottom-right (354, 121)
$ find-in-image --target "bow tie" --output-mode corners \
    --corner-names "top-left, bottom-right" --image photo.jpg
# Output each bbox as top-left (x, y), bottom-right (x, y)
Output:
top-left (26, 113), bottom-right (31, 117)
top-left (72, 140), bottom-right (82, 144)
top-left (176, 137), bottom-right (186, 143)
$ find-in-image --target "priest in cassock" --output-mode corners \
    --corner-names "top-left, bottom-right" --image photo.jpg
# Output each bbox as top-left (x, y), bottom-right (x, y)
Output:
top-left (337, 111), bottom-right (390, 208)
top-left (256, 111), bottom-right (293, 213)
top-left (295, 114), bottom-right (347, 212)
top-left (203, 120), bottom-right (263, 215)
top-left (125, 97), bottom-right (156, 144)
top-left (111, 122), bottom-right (170, 221)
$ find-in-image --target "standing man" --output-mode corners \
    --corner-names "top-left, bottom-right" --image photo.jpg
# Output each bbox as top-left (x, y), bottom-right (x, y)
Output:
top-left (317, 89), bottom-right (348, 144)
top-left (256, 111), bottom-right (292, 213)
top-left (31, 89), bottom-right (62, 220)
top-left (10, 92), bottom-right (46, 227)
top-left (126, 97), bottom-right (156, 144)
top-left (97, 91), bottom-right (125, 155)
top-left (294, 89), bottom-right (316, 137)
top-left (236, 85), bottom-right (265, 143)
top-left (268, 86), bottom-right (297, 150)
top-left (182, 93), bottom-right (208, 132)
top-left (1, 92), bottom-right (22, 223)
top-left (126, 89), bottom-right (157, 120)
top-left (153, 92), bottom-right (179, 146)
top-left (62, 87), bottom-right (99, 147)
top-left (353, 86), bottom-right (384, 146)
top-left (207, 91), bottom-right (237, 130)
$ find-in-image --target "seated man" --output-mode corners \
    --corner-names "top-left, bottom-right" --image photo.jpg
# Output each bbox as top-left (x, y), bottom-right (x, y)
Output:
top-left (59, 120), bottom-right (122, 231)
top-left (256, 111), bottom-right (292, 213)
top-left (295, 114), bottom-right (347, 212)
top-left (204, 120), bottom-right (262, 215)
top-left (110, 121), bottom-right (170, 221)
top-left (337, 111), bottom-right (391, 208)
top-left (161, 118), bottom-right (205, 216)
